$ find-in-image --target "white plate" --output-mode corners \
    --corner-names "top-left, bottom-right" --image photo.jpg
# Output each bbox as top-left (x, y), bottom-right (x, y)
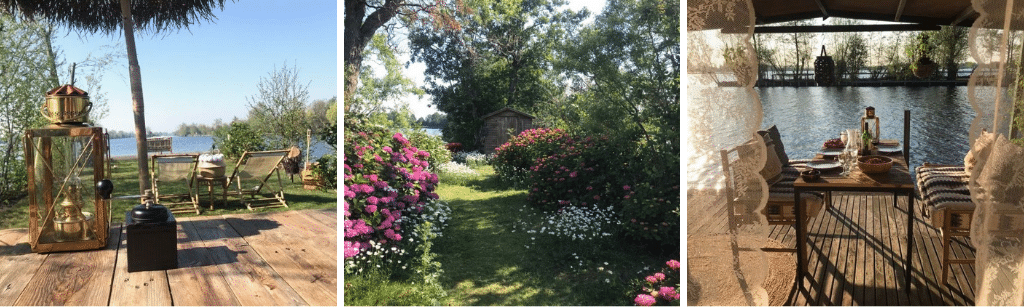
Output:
top-left (877, 146), bottom-right (902, 154)
top-left (807, 160), bottom-right (842, 170)
top-left (818, 148), bottom-right (844, 156)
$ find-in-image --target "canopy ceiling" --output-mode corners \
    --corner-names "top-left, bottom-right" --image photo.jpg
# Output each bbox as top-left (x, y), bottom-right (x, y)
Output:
top-left (752, 0), bottom-right (976, 30)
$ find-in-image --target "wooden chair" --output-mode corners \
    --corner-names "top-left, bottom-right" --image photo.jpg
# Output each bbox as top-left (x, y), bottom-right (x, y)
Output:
top-left (721, 142), bottom-right (823, 253)
top-left (151, 154), bottom-right (200, 215)
top-left (227, 150), bottom-right (290, 210)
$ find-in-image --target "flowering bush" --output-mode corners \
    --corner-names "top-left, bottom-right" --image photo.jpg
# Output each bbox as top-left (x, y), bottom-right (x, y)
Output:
top-left (492, 128), bottom-right (571, 186)
top-left (514, 203), bottom-right (621, 242)
top-left (435, 161), bottom-right (479, 185)
top-left (452, 151), bottom-right (489, 168)
top-left (344, 123), bottom-right (444, 276)
top-left (631, 259), bottom-right (681, 306)
top-left (445, 142), bottom-right (463, 154)
top-left (402, 129), bottom-right (451, 171)
top-left (525, 134), bottom-right (623, 211)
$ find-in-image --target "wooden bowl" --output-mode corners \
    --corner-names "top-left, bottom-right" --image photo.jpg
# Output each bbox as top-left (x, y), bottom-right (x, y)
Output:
top-left (857, 155), bottom-right (893, 174)
top-left (800, 170), bottom-right (821, 181)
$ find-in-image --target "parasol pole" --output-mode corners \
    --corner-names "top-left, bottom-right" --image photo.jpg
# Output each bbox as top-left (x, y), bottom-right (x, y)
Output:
top-left (119, 0), bottom-right (151, 196)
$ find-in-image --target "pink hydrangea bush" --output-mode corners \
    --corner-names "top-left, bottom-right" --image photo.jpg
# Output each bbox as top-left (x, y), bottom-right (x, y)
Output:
top-left (632, 259), bottom-right (681, 306)
top-left (344, 124), bottom-right (444, 274)
top-left (493, 128), bottom-right (572, 186)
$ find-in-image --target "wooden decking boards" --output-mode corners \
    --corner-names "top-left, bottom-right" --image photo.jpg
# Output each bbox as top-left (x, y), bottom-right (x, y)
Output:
top-left (0, 209), bottom-right (336, 306)
top-left (776, 193), bottom-right (976, 306)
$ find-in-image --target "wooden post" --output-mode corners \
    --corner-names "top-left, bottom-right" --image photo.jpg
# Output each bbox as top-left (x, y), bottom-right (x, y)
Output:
top-left (120, 0), bottom-right (151, 195)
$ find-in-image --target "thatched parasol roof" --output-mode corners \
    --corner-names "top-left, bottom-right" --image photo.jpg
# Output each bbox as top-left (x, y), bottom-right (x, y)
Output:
top-left (0, 0), bottom-right (227, 33)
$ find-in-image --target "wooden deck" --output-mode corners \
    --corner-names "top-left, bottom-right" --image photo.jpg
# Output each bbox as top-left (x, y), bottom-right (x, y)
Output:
top-left (772, 193), bottom-right (976, 306)
top-left (0, 209), bottom-right (336, 306)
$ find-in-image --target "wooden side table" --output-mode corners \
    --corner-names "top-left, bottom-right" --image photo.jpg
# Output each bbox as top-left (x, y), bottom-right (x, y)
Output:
top-left (196, 176), bottom-right (228, 210)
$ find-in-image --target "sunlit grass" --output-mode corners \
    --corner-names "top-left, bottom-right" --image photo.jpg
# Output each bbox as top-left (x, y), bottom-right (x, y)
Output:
top-left (0, 158), bottom-right (336, 229)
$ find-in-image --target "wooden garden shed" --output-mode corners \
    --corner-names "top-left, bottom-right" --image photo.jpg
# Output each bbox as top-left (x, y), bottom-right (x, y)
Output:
top-left (480, 107), bottom-right (534, 154)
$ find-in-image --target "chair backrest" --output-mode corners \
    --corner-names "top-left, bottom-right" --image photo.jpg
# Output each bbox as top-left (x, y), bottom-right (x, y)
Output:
top-left (231, 150), bottom-right (289, 181)
top-left (720, 140), bottom-right (767, 229)
top-left (152, 154), bottom-right (197, 181)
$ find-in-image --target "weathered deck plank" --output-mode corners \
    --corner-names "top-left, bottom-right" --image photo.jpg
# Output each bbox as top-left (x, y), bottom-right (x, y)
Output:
top-left (109, 223), bottom-right (172, 306)
top-left (774, 193), bottom-right (978, 306)
top-left (0, 229), bottom-right (47, 305)
top-left (14, 224), bottom-right (119, 306)
top-left (0, 209), bottom-right (336, 306)
top-left (189, 217), bottom-right (308, 305)
top-left (224, 211), bottom-right (337, 306)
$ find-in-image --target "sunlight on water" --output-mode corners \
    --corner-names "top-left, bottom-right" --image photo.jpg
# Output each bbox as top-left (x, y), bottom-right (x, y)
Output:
top-left (758, 86), bottom-right (974, 171)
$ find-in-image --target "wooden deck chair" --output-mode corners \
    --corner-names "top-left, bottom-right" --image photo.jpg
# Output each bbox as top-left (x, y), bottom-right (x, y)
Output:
top-left (227, 150), bottom-right (290, 210)
top-left (151, 154), bottom-right (200, 215)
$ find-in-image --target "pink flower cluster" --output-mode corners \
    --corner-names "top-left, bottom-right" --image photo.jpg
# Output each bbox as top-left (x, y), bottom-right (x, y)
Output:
top-left (524, 134), bottom-right (625, 211)
top-left (344, 127), bottom-right (440, 260)
top-left (633, 259), bottom-right (680, 306)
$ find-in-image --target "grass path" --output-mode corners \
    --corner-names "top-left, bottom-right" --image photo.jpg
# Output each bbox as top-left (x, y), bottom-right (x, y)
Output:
top-left (344, 166), bottom-right (671, 306)
top-left (434, 166), bottom-right (643, 305)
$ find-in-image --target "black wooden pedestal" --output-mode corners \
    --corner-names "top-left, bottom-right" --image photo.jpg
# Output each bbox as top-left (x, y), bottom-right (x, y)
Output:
top-left (125, 211), bottom-right (177, 272)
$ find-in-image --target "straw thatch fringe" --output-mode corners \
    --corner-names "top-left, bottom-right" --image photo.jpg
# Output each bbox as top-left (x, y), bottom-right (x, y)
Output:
top-left (0, 0), bottom-right (228, 34)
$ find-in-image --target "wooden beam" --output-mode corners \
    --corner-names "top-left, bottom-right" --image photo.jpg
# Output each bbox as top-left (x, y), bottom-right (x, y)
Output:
top-left (726, 24), bottom-right (942, 34)
top-left (813, 0), bottom-right (830, 19)
top-left (949, 6), bottom-right (976, 26)
top-left (895, 0), bottom-right (908, 22)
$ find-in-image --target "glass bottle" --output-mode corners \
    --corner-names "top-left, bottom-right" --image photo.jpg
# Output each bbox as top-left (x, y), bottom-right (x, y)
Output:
top-left (861, 122), bottom-right (873, 155)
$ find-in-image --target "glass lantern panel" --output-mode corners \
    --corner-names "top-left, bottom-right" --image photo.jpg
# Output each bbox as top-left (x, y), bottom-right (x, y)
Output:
top-left (29, 134), bottom-right (99, 244)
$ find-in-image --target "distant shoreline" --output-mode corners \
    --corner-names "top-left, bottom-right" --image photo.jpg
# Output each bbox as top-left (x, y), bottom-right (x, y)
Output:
top-left (109, 151), bottom-right (208, 162)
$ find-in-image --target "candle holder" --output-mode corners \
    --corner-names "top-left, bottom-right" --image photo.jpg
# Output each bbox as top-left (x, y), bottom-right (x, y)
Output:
top-left (861, 106), bottom-right (880, 143)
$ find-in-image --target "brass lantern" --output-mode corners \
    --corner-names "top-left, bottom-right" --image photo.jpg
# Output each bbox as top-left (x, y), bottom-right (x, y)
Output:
top-left (25, 84), bottom-right (109, 253)
top-left (860, 106), bottom-right (880, 143)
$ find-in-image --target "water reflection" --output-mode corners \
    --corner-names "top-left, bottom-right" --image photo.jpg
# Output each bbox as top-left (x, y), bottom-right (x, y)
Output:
top-left (758, 86), bottom-right (974, 172)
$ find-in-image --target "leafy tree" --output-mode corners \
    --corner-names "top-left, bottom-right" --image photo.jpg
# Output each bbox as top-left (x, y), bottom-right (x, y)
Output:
top-left (213, 121), bottom-right (267, 160)
top-left (829, 19), bottom-right (868, 82)
top-left (409, 0), bottom-right (586, 149)
top-left (776, 20), bottom-right (815, 79)
top-left (307, 96), bottom-right (337, 140)
top-left (933, 26), bottom-right (969, 81)
top-left (349, 34), bottom-right (423, 116)
top-left (343, 0), bottom-right (466, 109)
top-left (559, 0), bottom-right (678, 141)
top-left (0, 17), bottom-right (58, 202)
top-left (246, 62), bottom-right (310, 149)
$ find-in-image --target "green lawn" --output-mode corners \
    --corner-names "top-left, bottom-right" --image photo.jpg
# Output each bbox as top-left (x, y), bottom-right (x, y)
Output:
top-left (345, 165), bottom-right (674, 306)
top-left (0, 159), bottom-right (336, 229)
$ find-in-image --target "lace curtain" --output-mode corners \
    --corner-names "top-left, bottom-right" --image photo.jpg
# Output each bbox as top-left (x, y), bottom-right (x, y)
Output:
top-left (968, 0), bottom-right (1024, 305)
top-left (686, 0), bottom-right (771, 305)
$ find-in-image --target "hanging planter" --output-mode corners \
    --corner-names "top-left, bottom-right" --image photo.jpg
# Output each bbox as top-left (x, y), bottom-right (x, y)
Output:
top-left (911, 33), bottom-right (938, 79)
top-left (912, 56), bottom-right (938, 78)
top-left (814, 45), bottom-right (835, 86)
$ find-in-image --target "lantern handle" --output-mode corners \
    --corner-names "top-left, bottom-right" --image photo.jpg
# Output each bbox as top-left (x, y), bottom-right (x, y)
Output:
top-left (820, 45), bottom-right (828, 57)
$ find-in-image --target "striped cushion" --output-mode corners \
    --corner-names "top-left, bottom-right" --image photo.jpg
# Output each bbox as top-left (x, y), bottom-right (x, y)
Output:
top-left (763, 159), bottom-right (824, 220)
top-left (914, 165), bottom-right (974, 226)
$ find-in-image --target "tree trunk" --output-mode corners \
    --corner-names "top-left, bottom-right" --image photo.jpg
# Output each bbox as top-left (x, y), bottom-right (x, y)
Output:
top-left (120, 0), bottom-right (151, 196)
top-left (344, 0), bottom-right (402, 112)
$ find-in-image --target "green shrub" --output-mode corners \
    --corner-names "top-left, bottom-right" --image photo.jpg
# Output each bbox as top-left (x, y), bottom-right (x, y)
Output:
top-left (213, 121), bottom-right (267, 160)
top-left (312, 154), bottom-right (337, 190)
top-left (401, 129), bottom-right (451, 171)
top-left (492, 128), bottom-right (570, 187)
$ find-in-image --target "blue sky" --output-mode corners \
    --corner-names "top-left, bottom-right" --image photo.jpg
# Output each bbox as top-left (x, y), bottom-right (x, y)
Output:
top-left (53, 0), bottom-right (338, 133)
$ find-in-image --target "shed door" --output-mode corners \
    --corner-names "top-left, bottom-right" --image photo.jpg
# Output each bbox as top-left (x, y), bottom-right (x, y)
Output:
top-left (495, 116), bottom-right (516, 148)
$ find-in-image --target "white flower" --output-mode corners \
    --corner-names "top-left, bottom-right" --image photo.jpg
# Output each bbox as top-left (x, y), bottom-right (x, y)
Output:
top-left (605, 279), bottom-right (610, 283)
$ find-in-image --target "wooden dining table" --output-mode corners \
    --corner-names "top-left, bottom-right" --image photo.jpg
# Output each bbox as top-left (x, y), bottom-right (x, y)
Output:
top-left (793, 149), bottom-right (916, 295)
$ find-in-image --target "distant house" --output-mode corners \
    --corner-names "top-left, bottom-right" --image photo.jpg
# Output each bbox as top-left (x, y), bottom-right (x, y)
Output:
top-left (479, 107), bottom-right (535, 154)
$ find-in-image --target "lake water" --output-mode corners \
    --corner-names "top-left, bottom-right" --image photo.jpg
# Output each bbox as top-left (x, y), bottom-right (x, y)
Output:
top-left (109, 135), bottom-right (337, 159)
top-left (758, 86), bottom-right (974, 172)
